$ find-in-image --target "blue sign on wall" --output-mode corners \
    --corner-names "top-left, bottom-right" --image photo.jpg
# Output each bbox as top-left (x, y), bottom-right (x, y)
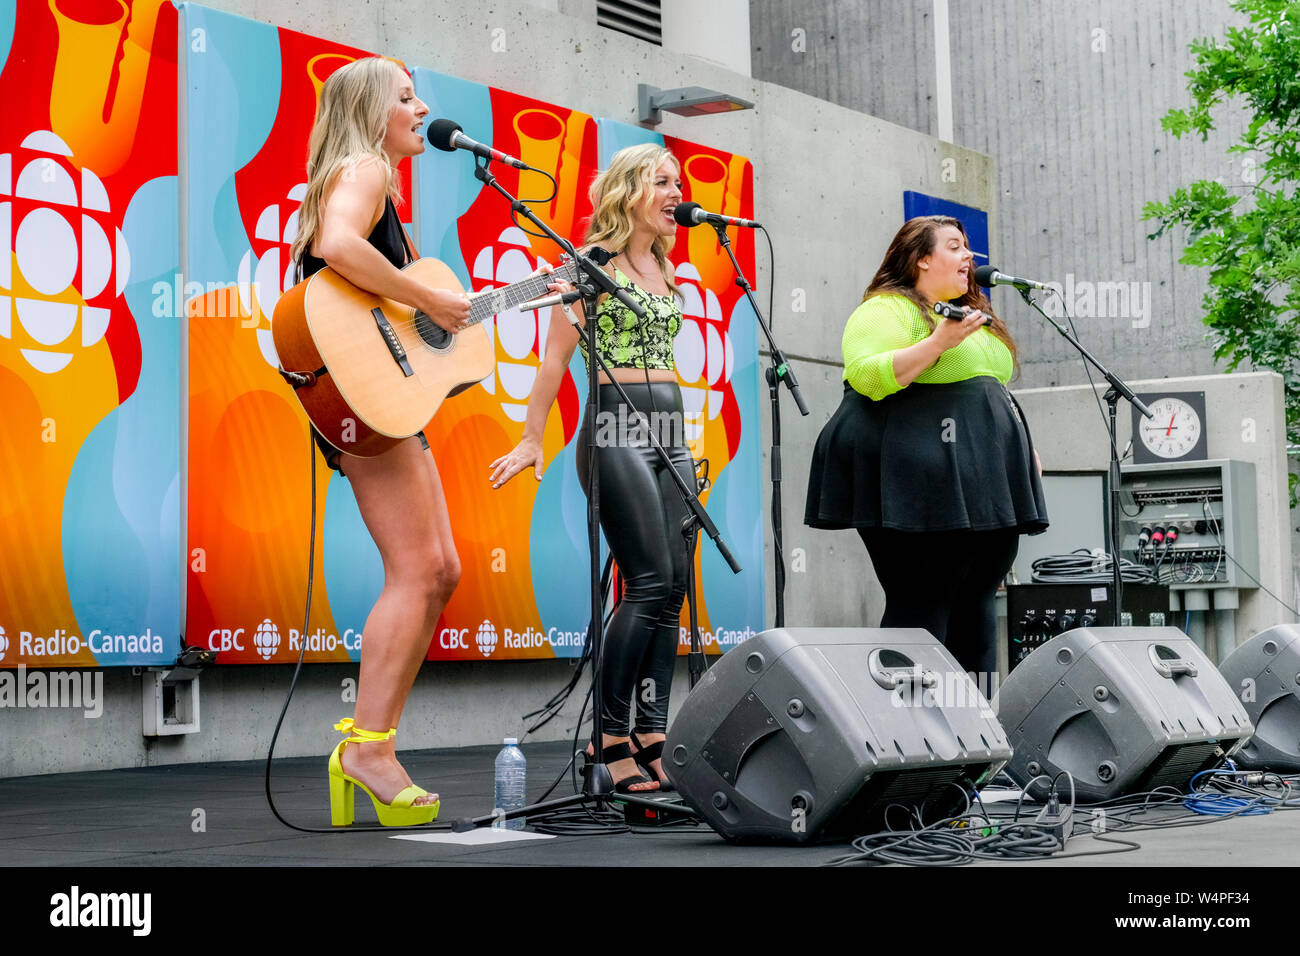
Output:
top-left (902, 191), bottom-right (990, 267)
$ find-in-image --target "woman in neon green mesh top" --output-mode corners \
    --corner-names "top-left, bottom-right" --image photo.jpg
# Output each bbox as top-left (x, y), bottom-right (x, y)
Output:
top-left (805, 215), bottom-right (1048, 681)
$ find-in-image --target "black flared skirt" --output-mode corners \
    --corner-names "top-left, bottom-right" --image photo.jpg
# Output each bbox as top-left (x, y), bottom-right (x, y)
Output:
top-left (804, 377), bottom-right (1049, 535)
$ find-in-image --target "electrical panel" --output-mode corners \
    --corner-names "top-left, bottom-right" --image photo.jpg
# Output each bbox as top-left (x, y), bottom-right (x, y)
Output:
top-left (1117, 459), bottom-right (1258, 590)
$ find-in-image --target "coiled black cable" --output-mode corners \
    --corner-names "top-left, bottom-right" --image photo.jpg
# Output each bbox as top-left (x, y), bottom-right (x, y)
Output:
top-left (1031, 549), bottom-right (1158, 584)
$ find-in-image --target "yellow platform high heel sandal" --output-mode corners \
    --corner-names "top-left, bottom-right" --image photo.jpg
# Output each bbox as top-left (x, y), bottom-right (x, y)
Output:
top-left (327, 718), bottom-right (439, 827)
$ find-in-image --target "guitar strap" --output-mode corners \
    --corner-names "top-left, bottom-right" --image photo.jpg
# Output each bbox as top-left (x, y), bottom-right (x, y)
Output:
top-left (384, 194), bottom-right (417, 264)
top-left (397, 213), bottom-right (416, 265)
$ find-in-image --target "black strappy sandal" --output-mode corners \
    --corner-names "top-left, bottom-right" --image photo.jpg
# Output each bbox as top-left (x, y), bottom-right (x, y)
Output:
top-left (583, 738), bottom-right (660, 794)
top-left (630, 734), bottom-right (675, 793)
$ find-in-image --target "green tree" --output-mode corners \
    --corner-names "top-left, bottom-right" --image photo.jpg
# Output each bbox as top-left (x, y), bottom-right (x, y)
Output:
top-left (1143, 0), bottom-right (1300, 498)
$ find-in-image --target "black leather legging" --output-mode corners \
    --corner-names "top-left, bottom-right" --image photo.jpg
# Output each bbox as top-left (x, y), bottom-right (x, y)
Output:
top-left (576, 382), bottom-right (695, 736)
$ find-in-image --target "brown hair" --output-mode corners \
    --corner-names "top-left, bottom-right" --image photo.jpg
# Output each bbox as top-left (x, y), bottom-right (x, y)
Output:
top-left (863, 215), bottom-right (1017, 369)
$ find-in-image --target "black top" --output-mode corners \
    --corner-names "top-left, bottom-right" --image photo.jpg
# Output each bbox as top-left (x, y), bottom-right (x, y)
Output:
top-left (298, 195), bottom-right (412, 279)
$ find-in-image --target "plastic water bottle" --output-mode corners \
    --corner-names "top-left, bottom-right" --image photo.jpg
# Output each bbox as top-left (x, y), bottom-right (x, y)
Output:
top-left (494, 738), bottom-right (526, 830)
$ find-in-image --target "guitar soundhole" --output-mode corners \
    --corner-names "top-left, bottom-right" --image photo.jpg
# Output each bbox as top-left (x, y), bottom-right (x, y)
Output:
top-left (414, 311), bottom-right (453, 351)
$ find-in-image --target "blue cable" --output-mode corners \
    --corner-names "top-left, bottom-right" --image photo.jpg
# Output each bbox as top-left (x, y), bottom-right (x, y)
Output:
top-left (1186, 768), bottom-right (1271, 816)
top-left (1183, 793), bottom-right (1269, 816)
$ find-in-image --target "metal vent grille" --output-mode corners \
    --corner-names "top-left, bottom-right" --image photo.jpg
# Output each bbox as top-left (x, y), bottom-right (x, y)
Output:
top-left (597, 0), bottom-right (661, 45)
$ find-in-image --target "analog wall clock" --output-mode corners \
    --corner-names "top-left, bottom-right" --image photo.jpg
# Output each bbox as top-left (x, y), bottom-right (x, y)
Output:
top-left (1131, 392), bottom-right (1208, 464)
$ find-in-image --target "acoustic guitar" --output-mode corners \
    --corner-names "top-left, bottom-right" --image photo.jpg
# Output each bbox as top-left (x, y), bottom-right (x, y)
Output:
top-left (272, 257), bottom-right (580, 458)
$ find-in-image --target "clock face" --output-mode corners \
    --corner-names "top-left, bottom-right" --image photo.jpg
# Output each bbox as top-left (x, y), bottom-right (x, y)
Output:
top-left (1138, 397), bottom-right (1203, 459)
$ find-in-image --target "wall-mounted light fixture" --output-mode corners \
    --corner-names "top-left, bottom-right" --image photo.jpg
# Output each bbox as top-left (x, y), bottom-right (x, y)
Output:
top-left (638, 84), bottom-right (754, 126)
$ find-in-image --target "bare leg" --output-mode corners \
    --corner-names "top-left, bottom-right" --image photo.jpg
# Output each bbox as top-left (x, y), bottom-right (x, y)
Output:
top-left (335, 437), bottom-right (460, 805)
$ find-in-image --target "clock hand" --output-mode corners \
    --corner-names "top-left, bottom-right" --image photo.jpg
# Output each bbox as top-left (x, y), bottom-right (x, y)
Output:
top-left (1165, 413), bottom-right (1176, 437)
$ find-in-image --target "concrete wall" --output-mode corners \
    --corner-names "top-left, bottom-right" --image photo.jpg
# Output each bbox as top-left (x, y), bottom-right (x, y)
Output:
top-left (0, 657), bottom-right (695, 779)
top-left (0, 0), bottom-right (992, 776)
top-left (751, 0), bottom-right (1252, 392)
top-left (663, 0), bottom-right (753, 75)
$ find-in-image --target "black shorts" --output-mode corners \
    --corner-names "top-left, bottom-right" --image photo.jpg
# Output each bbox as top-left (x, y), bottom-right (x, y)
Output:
top-left (311, 425), bottom-right (430, 475)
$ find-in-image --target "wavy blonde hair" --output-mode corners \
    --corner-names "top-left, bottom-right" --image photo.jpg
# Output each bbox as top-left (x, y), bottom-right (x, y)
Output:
top-left (584, 144), bottom-right (680, 296)
top-left (290, 56), bottom-right (407, 267)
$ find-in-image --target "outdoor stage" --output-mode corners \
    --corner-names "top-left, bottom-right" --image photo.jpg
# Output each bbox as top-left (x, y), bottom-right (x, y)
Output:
top-left (2, 740), bottom-right (1297, 868)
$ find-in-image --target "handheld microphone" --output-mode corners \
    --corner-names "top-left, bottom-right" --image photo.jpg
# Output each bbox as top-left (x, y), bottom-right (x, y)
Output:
top-left (672, 201), bottom-right (761, 230)
top-left (428, 118), bottom-right (530, 170)
top-left (933, 301), bottom-right (992, 325)
top-left (973, 264), bottom-right (1049, 291)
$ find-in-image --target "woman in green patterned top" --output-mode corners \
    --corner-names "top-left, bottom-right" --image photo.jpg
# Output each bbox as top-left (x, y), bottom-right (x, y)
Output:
top-left (805, 215), bottom-right (1048, 682)
top-left (489, 144), bottom-right (692, 793)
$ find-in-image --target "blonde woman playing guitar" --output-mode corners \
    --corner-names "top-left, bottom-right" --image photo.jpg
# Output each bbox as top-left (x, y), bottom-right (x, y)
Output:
top-left (287, 57), bottom-right (468, 826)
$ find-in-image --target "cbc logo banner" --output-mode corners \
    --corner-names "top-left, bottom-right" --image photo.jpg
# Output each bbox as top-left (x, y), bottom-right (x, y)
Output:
top-left (475, 620), bottom-right (498, 658)
top-left (1, 131), bottom-right (127, 376)
top-left (253, 619), bottom-right (281, 661)
top-left (0, 626), bottom-right (7, 663)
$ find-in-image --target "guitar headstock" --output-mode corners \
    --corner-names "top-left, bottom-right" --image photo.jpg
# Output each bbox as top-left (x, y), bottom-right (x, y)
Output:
top-left (556, 253), bottom-right (582, 283)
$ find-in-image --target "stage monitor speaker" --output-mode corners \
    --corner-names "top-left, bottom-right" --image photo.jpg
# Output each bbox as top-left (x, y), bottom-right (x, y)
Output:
top-left (664, 627), bottom-right (1012, 844)
top-left (1217, 624), bottom-right (1300, 773)
top-left (996, 627), bottom-right (1253, 802)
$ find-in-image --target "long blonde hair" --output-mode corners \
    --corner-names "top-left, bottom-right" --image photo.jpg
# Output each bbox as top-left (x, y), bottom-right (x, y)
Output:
top-left (290, 57), bottom-right (406, 266)
top-left (584, 144), bottom-right (680, 295)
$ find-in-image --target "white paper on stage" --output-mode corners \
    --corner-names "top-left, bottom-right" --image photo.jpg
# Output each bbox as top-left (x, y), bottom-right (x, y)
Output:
top-left (390, 828), bottom-right (556, 845)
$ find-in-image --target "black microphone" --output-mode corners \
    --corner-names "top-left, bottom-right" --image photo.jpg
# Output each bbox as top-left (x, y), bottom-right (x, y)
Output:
top-left (673, 201), bottom-right (761, 230)
top-left (427, 118), bottom-right (530, 170)
top-left (972, 264), bottom-right (1048, 291)
top-left (933, 301), bottom-right (992, 325)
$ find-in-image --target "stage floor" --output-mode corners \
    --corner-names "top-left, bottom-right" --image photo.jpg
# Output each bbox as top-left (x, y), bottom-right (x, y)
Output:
top-left (1, 740), bottom-right (1298, 867)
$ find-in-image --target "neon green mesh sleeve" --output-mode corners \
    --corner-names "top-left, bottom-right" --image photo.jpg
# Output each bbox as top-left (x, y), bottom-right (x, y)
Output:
top-left (842, 294), bottom-right (1012, 400)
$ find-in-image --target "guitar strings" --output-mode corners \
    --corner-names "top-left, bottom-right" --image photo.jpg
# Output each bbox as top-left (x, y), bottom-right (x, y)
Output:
top-left (346, 261), bottom-right (581, 338)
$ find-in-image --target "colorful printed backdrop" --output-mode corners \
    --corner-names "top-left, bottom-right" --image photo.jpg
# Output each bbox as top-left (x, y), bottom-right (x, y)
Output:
top-left (0, 1), bottom-right (764, 667)
top-left (0, 0), bottom-right (180, 669)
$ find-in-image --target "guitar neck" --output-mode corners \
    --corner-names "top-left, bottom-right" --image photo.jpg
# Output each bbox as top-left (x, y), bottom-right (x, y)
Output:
top-left (468, 260), bottom-right (583, 327)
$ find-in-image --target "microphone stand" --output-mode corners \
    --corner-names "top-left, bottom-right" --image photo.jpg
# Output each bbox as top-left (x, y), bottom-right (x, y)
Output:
top-left (705, 221), bottom-right (808, 628)
top-left (452, 158), bottom-right (739, 832)
top-left (1014, 287), bottom-right (1152, 617)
